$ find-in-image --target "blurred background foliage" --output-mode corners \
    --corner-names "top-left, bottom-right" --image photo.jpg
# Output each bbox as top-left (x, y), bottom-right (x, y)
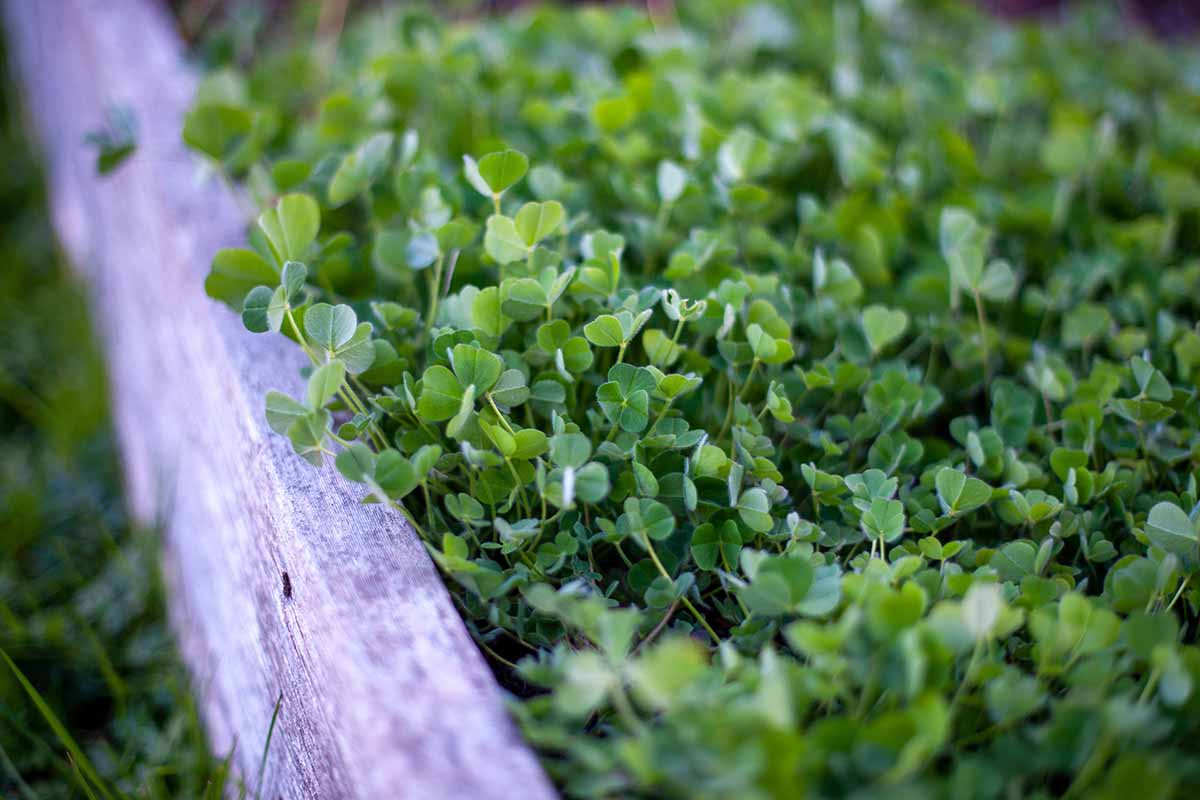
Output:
top-left (171, 0), bottom-right (1200, 50)
top-left (0, 43), bottom-right (223, 800)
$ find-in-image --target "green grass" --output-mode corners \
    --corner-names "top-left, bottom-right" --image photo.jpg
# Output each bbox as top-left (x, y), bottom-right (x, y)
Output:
top-left (0, 44), bottom-right (226, 800)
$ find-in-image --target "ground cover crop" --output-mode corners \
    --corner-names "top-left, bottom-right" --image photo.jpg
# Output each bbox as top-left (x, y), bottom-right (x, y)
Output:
top-left (188, 1), bottom-right (1200, 796)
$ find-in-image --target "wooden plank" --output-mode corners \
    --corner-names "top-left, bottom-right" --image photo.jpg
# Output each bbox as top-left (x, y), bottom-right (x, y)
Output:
top-left (2, 1), bottom-right (556, 797)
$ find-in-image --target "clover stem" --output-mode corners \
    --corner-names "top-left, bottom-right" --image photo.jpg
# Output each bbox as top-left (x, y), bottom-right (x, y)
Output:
top-left (634, 600), bottom-right (679, 655)
top-left (1135, 424), bottom-right (1154, 482)
top-left (460, 464), bottom-right (478, 498)
top-left (349, 375), bottom-right (389, 450)
top-left (615, 342), bottom-right (628, 365)
top-left (951, 718), bottom-right (1018, 749)
top-left (1145, 586), bottom-right (1159, 614)
top-left (492, 193), bottom-right (501, 216)
top-left (716, 377), bottom-right (737, 445)
top-left (1063, 730), bottom-right (1113, 800)
top-left (477, 639), bottom-right (518, 670)
top-left (285, 307), bottom-right (383, 447)
top-left (669, 317), bottom-right (686, 348)
top-left (410, 411), bottom-right (440, 443)
top-left (897, 330), bottom-right (929, 362)
top-left (1166, 575), bottom-right (1192, 612)
top-left (854, 655), bottom-right (881, 718)
top-left (643, 201), bottom-right (673, 277)
top-left (505, 459), bottom-right (531, 517)
top-left (422, 483), bottom-right (436, 532)
top-left (284, 307), bottom-right (321, 364)
top-left (1138, 665), bottom-right (1163, 706)
top-left (486, 393), bottom-right (516, 435)
top-left (1042, 391), bottom-right (1056, 438)
top-left (610, 683), bottom-right (646, 734)
top-left (517, 549), bottom-right (539, 573)
top-left (655, 199), bottom-right (671, 231)
top-left (647, 397), bottom-right (676, 435)
top-left (642, 534), bottom-right (720, 644)
top-left (947, 639), bottom-right (983, 722)
top-left (613, 541), bottom-right (633, 568)
top-left (737, 359), bottom-right (760, 402)
top-left (973, 289), bottom-right (991, 395)
top-left (424, 253), bottom-right (444, 337)
top-left (391, 500), bottom-right (426, 540)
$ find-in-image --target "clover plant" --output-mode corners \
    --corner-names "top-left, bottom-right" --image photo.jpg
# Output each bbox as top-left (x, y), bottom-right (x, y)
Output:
top-left (187, 1), bottom-right (1200, 796)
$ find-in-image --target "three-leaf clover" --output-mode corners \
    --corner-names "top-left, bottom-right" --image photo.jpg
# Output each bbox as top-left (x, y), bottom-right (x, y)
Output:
top-left (597, 364), bottom-right (656, 432)
top-left (418, 343), bottom-right (505, 437)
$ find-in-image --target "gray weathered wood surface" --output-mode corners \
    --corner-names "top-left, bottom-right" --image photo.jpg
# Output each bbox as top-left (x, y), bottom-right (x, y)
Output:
top-left (3, 1), bottom-right (556, 797)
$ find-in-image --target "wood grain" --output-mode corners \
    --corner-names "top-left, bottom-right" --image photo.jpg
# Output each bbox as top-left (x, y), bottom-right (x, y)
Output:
top-left (2, 1), bottom-right (556, 797)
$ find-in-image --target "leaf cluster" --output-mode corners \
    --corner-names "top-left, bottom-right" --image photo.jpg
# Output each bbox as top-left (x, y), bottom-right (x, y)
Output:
top-left (189, 1), bottom-right (1200, 796)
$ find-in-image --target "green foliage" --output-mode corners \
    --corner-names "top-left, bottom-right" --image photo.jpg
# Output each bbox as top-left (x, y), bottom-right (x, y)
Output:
top-left (190, 1), bottom-right (1200, 797)
top-left (83, 105), bottom-right (137, 175)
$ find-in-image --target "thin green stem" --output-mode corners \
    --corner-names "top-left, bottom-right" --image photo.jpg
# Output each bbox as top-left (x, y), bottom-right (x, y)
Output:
top-left (505, 458), bottom-right (532, 517)
top-left (1166, 576), bottom-right (1192, 612)
top-left (422, 483), bottom-right (436, 532)
top-left (424, 253), bottom-right (444, 337)
top-left (647, 397), bottom-right (676, 435)
top-left (284, 308), bottom-right (320, 363)
top-left (634, 600), bottom-right (679, 655)
top-left (1063, 730), bottom-right (1113, 800)
top-left (669, 317), bottom-right (686, 348)
top-left (948, 639), bottom-right (983, 721)
top-left (286, 308), bottom-right (383, 447)
top-left (737, 359), bottom-right (760, 402)
top-left (486, 393), bottom-right (516, 435)
top-left (973, 289), bottom-right (991, 395)
top-left (854, 655), bottom-right (881, 718)
top-left (1137, 666), bottom-right (1162, 706)
top-left (610, 683), bottom-right (646, 734)
top-left (477, 638), bottom-right (518, 670)
top-left (716, 376), bottom-right (737, 445)
top-left (391, 500), bottom-right (427, 539)
top-left (642, 534), bottom-right (720, 644)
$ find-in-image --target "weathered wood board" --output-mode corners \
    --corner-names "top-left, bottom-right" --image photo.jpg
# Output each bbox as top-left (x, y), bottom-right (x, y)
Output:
top-left (3, 1), bottom-right (556, 797)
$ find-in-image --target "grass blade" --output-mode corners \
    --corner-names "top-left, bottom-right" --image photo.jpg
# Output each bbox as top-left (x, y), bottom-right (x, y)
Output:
top-left (253, 693), bottom-right (283, 800)
top-left (0, 648), bottom-right (117, 800)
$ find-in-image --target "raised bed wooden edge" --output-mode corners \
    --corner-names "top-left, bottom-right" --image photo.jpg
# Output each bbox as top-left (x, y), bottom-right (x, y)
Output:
top-left (3, 1), bottom-right (556, 797)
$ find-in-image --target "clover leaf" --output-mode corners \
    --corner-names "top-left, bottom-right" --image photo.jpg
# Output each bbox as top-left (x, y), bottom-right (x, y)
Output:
top-left (1145, 502), bottom-right (1199, 564)
top-left (935, 468), bottom-right (992, 516)
top-left (258, 193), bottom-right (320, 265)
top-left (861, 305), bottom-right (909, 355)
top-left (736, 488), bottom-right (774, 533)
top-left (465, 148), bottom-right (528, 211)
top-left (691, 520), bottom-right (741, 571)
top-left (861, 498), bottom-right (905, 544)
top-left (619, 497), bottom-right (675, 543)
top-left (597, 364), bottom-right (656, 432)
